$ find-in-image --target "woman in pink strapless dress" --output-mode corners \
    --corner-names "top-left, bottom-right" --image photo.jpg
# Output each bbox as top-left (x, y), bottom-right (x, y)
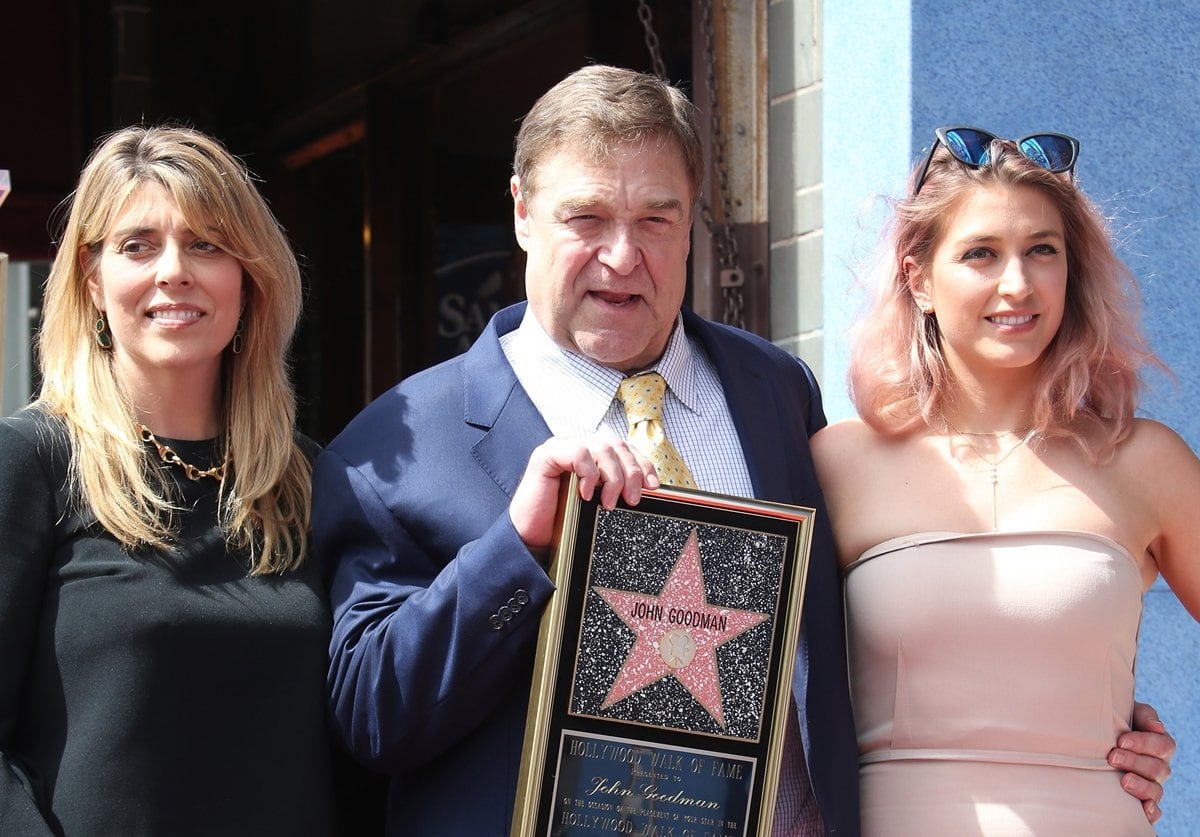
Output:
top-left (812, 128), bottom-right (1199, 835)
top-left (846, 531), bottom-right (1152, 835)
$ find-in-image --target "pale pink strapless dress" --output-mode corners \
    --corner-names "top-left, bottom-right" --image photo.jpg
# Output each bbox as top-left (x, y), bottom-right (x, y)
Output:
top-left (844, 531), bottom-right (1153, 836)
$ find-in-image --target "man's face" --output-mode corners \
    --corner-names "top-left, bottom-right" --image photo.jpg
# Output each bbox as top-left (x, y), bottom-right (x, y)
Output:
top-left (511, 138), bottom-right (693, 372)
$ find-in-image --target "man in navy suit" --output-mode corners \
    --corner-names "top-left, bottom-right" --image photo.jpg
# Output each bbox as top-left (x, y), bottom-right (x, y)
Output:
top-left (313, 65), bottom-right (1174, 835)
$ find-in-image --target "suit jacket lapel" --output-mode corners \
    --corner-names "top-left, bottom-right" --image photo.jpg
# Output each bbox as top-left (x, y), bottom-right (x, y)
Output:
top-left (683, 310), bottom-right (794, 504)
top-left (463, 303), bottom-right (551, 498)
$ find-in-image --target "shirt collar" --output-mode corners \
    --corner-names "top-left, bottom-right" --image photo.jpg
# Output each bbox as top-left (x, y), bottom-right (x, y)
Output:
top-left (511, 308), bottom-right (700, 418)
top-left (646, 314), bottom-right (700, 414)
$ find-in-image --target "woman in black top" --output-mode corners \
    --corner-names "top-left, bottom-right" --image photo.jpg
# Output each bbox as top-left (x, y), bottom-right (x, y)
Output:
top-left (0, 125), bottom-right (339, 835)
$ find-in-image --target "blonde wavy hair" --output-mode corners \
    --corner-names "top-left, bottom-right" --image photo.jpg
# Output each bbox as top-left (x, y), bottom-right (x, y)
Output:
top-left (37, 124), bottom-right (311, 574)
top-left (850, 136), bottom-right (1160, 462)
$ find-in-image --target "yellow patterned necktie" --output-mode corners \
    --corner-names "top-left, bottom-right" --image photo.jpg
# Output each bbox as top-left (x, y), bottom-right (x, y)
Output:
top-left (617, 372), bottom-right (697, 489)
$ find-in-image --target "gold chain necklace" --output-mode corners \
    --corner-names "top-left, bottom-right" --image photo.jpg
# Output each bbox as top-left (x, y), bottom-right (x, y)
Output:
top-left (948, 424), bottom-right (1035, 530)
top-left (136, 423), bottom-right (226, 482)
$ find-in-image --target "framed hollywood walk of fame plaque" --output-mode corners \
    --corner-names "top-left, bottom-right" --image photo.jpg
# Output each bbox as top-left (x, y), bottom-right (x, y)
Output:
top-left (512, 477), bottom-right (814, 837)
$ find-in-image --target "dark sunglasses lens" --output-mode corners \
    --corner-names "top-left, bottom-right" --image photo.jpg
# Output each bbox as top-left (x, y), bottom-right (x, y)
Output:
top-left (942, 129), bottom-right (994, 166)
top-left (1018, 135), bottom-right (1077, 172)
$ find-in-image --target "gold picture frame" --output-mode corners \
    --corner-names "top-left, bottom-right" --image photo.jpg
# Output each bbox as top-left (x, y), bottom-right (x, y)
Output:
top-left (513, 477), bottom-right (814, 836)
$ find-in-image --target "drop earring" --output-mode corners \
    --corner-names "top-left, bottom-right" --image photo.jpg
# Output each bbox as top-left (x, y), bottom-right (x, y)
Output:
top-left (231, 317), bottom-right (244, 354)
top-left (94, 312), bottom-right (113, 349)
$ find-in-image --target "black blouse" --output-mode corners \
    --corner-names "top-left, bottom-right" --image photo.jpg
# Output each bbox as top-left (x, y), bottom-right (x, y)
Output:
top-left (0, 407), bottom-right (339, 836)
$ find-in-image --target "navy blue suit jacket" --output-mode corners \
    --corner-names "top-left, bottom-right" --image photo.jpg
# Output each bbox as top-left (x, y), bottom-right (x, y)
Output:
top-left (314, 303), bottom-right (859, 835)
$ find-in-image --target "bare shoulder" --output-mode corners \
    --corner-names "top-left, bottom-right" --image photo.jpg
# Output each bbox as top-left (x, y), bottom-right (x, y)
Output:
top-left (812, 418), bottom-right (880, 464)
top-left (812, 418), bottom-right (927, 565)
top-left (1120, 420), bottom-right (1200, 617)
top-left (1119, 418), bottom-right (1200, 472)
top-left (811, 418), bottom-right (896, 491)
top-left (813, 417), bottom-right (882, 446)
top-left (1111, 418), bottom-right (1200, 527)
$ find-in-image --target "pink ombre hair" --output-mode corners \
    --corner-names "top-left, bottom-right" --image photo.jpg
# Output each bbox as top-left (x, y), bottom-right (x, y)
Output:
top-left (849, 137), bottom-right (1160, 461)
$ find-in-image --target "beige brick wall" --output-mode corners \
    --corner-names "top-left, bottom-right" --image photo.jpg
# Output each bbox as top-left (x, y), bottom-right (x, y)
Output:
top-left (767, 0), bottom-right (823, 382)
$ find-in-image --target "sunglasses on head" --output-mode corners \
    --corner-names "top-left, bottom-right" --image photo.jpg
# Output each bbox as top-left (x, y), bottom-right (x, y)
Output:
top-left (912, 126), bottom-right (1080, 196)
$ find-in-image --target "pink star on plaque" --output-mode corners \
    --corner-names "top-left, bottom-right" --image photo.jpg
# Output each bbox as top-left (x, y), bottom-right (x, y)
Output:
top-left (592, 529), bottom-right (769, 728)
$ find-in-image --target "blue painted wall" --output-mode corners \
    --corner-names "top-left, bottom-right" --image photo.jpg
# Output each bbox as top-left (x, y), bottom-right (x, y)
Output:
top-left (823, 2), bottom-right (1200, 830)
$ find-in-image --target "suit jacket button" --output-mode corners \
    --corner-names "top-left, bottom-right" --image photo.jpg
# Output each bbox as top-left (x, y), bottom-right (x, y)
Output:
top-left (489, 614), bottom-right (504, 631)
top-left (507, 596), bottom-right (523, 613)
top-left (514, 589), bottom-right (531, 606)
top-left (498, 605), bottom-right (513, 622)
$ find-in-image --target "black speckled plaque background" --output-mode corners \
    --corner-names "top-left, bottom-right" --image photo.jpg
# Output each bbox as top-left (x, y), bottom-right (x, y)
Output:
top-left (571, 507), bottom-right (784, 740)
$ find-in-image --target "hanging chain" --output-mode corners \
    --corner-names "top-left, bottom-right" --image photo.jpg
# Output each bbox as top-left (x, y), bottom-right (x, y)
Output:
top-left (638, 0), bottom-right (745, 328)
top-left (699, 0), bottom-right (745, 328)
top-left (636, 0), bottom-right (668, 80)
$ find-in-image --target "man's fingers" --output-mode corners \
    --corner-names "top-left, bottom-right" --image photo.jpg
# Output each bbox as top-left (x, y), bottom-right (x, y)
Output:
top-left (511, 437), bottom-right (663, 549)
top-left (1116, 728), bottom-right (1177, 765)
top-left (1110, 743), bottom-right (1172, 784)
top-left (592, 440), bottom-right (656, 509)
top-left (1117, 772), bottom-right (1163, 824)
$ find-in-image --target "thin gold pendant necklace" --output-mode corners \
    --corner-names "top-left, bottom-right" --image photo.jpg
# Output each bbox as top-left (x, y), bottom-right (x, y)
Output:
top-left (948, 425), bottom-right (1035, 530)
top-left (136, 424), bottom-right (227, 482)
